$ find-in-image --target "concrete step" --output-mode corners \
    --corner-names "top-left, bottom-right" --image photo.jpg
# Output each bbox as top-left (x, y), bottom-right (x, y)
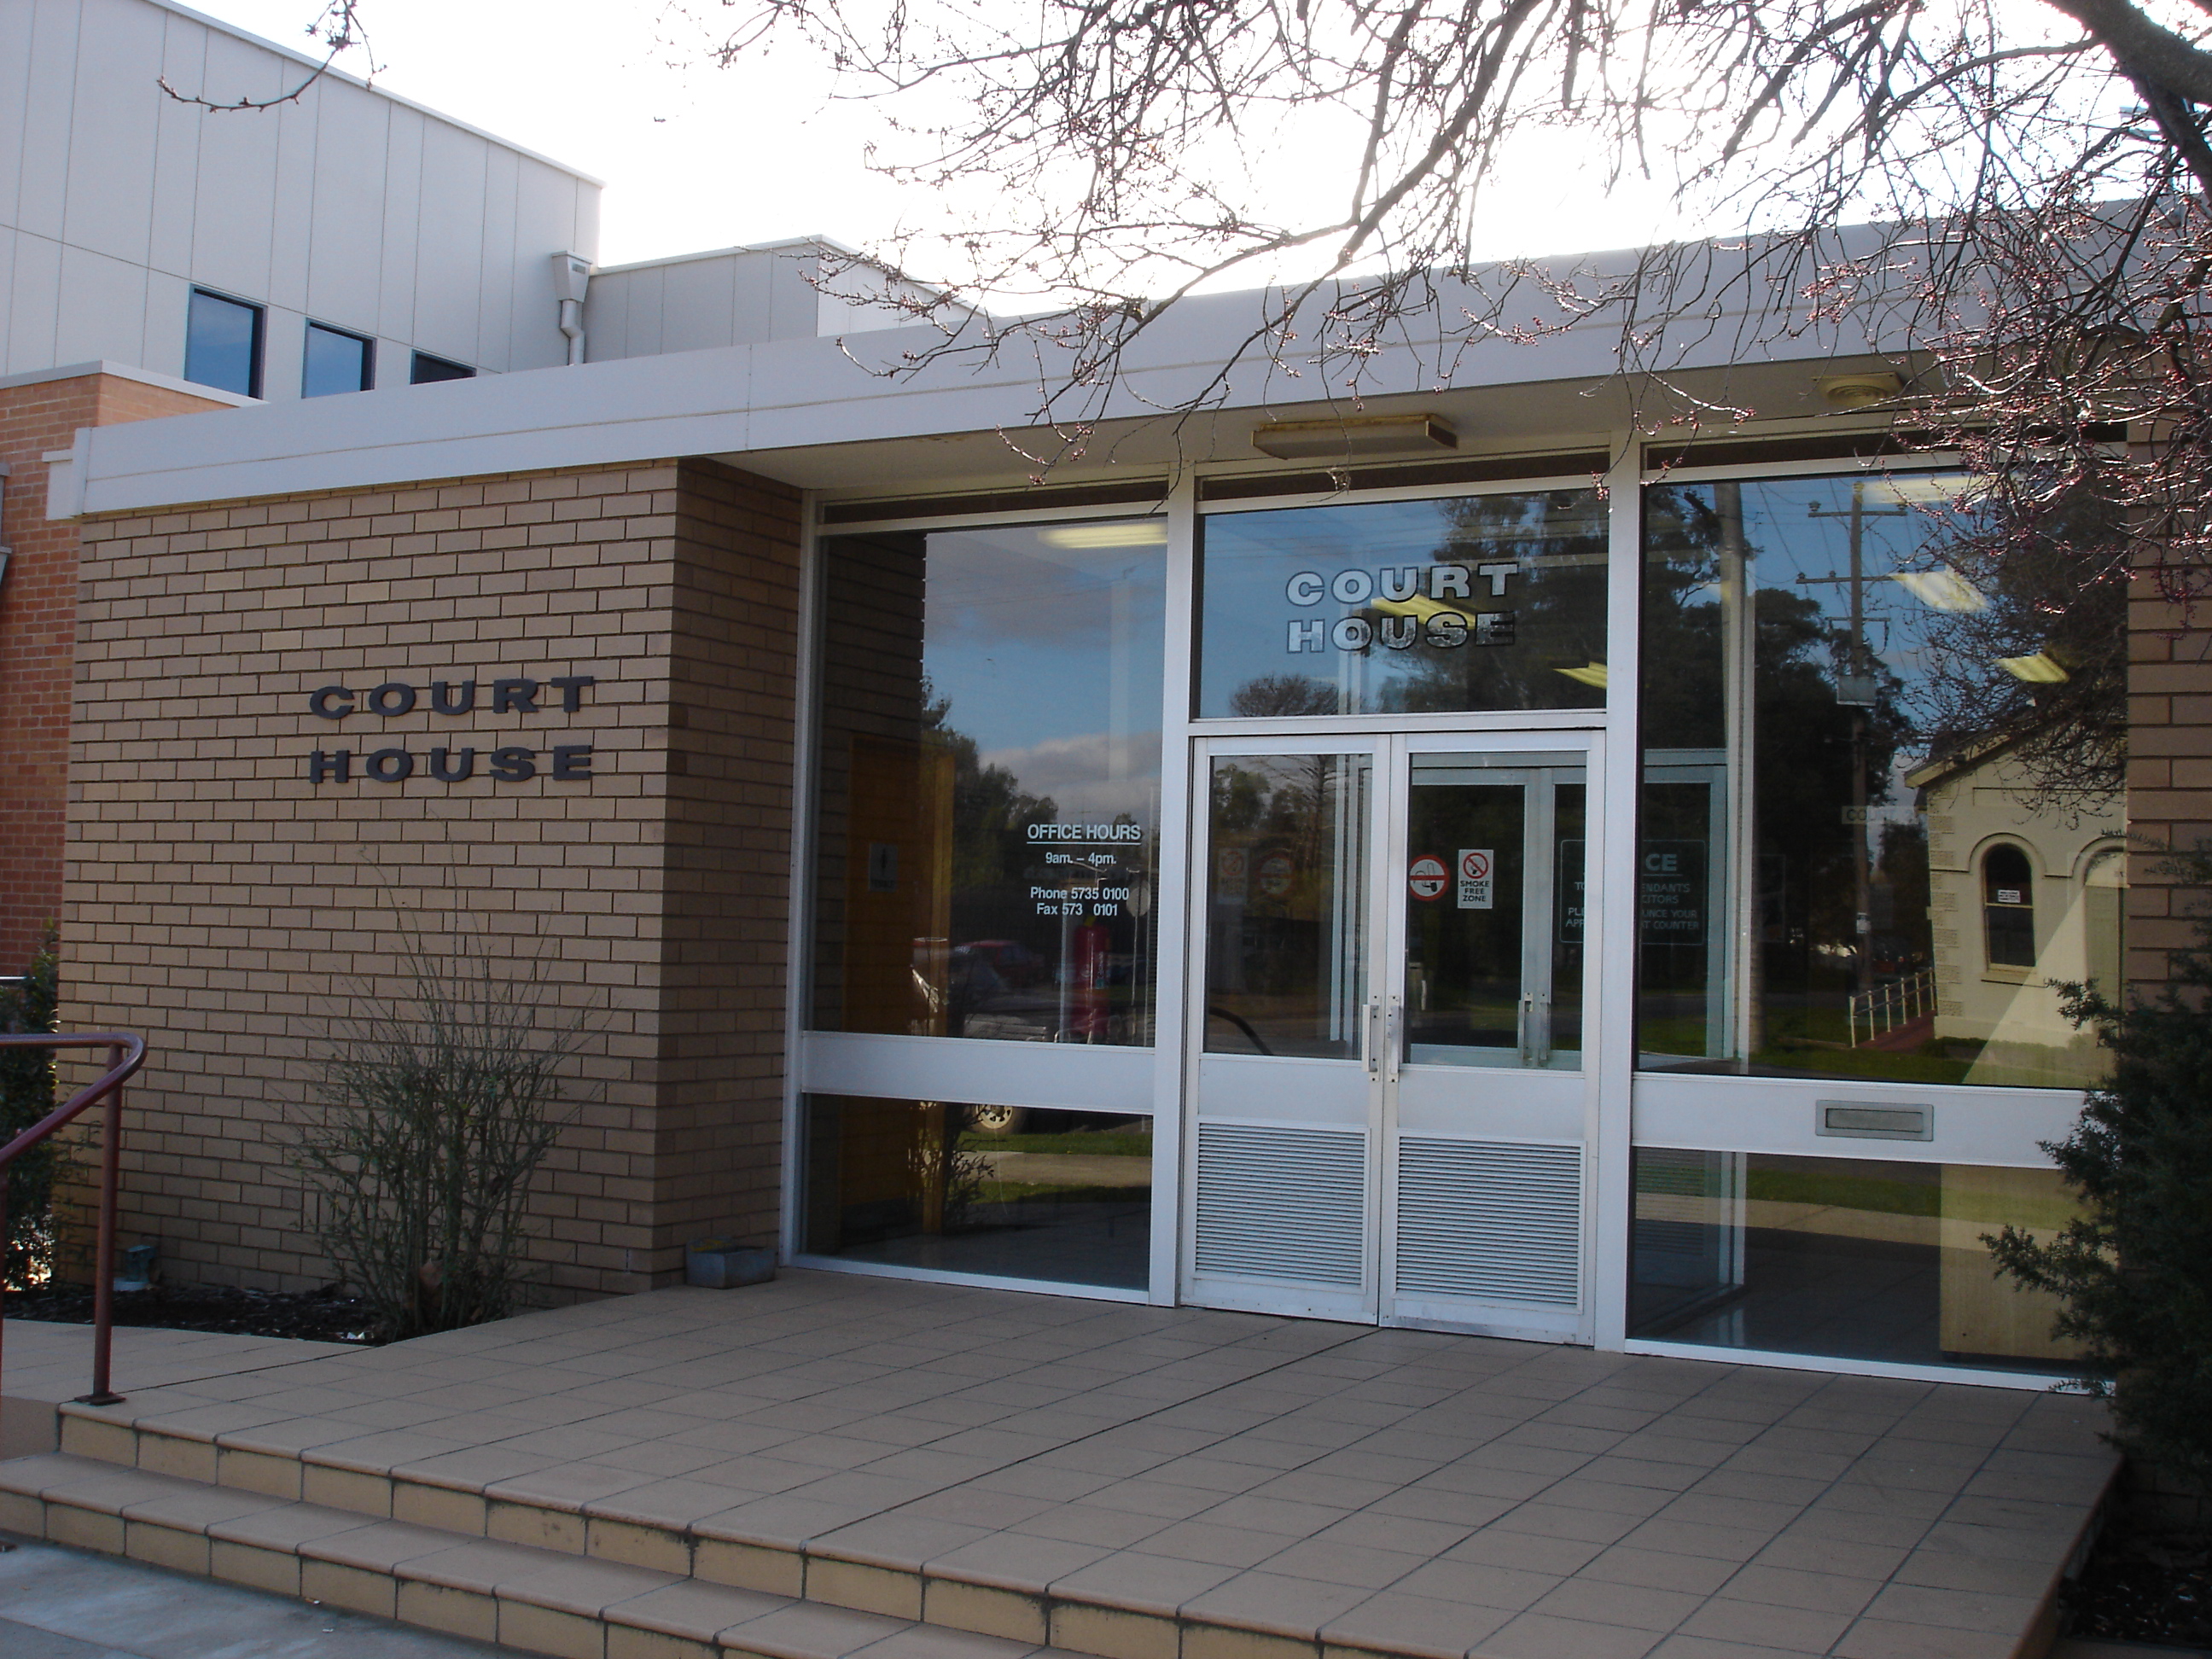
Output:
top-left (42, 1405), bottom-right (1421, 1659)
top-left (0, 1451), bottom-right (1089, 1659)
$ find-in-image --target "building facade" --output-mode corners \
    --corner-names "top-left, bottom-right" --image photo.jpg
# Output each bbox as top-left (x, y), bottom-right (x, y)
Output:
top-left (34, 276), bottom-right (2186, 1391)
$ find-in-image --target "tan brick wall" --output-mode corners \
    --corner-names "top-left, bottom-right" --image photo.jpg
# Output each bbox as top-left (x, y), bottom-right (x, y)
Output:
top-left (0, 373), bottom-right (229, 972)
top-left (2126, 567), bottom-right (2212, 998)
top-left (61, 457), bottom-right (800, 1295)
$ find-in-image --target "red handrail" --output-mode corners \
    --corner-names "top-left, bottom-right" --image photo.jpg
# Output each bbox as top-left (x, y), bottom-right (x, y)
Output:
top-left (0, 1033), bottom-right (147, 1406)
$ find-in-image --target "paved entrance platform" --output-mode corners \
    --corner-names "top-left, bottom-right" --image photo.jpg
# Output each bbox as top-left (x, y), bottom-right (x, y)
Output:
top-left (0, 1271), bottom-right (2116, 1659)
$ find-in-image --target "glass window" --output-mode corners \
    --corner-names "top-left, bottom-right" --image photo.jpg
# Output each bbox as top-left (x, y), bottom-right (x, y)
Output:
top-left (1204, 753), bottom-right (1370, 1058)
top-left (1982, 844), bottom-right (2037, 968)
top-left (302, 323), bottom-right (374, 397)
top-left (183, 288), bottom-right (263, 398)
top-left (410, 352), bottom-right (474, 384)
top-left (801, 1096), bottom-right (1150, 1289)
top-left (1196, 492), bottom-right (1609, 717)
top-left (1639, 474), bottom-right (2124, 1088)
top-left (811, 520), bottom-right (1167, 1045)
top-left (1629, 1149), bottom-right (2084, 1372)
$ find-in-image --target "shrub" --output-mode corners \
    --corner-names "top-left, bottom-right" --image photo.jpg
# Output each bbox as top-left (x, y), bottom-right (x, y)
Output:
top-left (288, 930), bottom-right (584, 1342)
top-left (1988, 848), bottom-right (2212, 1487)
top-left (0, 929), bottom-right (62, 1289)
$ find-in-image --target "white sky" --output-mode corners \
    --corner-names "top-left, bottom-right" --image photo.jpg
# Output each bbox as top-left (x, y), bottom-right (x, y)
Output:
top-left (183, 0), bottom-right (1696, 281)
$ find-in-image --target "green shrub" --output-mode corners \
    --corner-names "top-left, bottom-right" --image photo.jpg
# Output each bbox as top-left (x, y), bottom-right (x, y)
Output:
top-left (0, 929), bottom-right (62, 1289)
top-left (1988, 848), bottom-right (2212, 1487)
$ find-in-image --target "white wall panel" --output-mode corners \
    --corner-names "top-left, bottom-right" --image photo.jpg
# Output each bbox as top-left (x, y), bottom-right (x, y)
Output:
top-left (16, 0), bottom-right (81, 242)
top-left (186, 32), bottom-right (283, 302)
top-left (5, 230), bottom-right (62, 374)
top-left (140, 266), bottom-right (189, 381)
top-left (375, 105), bottom-right (424, 347)
top-left (661, 257), bottom-right (738, 354)
top-left (0, 0), bottom-right (37, 229)
top-left (477, 148), bottom-right (520, 370)
top-left (55, 243), bottom-right (149, 366)
top-left (145, 14), bottom-right (205, 284)
top-left (412, 121), bottom-right (489, 364)
top-left (61, 0), bottom-right (164, 265)
top-left (265, 101), bottom-right (318, 314)
top-left (301, 87), bottom-right (388, 337)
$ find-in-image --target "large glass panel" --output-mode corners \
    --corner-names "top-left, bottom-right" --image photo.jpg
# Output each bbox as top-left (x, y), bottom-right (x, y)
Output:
top-left (1628, 1149), bottom-right (2085, 1371)
top-left (812, 521), bottom-right (1167, 1044)
top-left (1204, 753), bottom-right (1369, 1057)
top-left (184, 289), bottom-right (262, 398)
top-left (802, 1096), bottom-right (1150, 1288)
top-left (1639, 474), bottom-right (2125, 1086)
top-left (1197, 492), bottom-right (1608, 717)
top-left (1402, 758), bottom-right (1586, 1068)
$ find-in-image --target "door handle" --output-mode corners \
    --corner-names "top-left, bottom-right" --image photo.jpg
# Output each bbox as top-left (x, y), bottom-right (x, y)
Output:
top-left (1517, 993), bottom-right (1534, 1066)
top-left (1385, 994), bottom-right (1403, 1082)
top-left (1365, 997), bottom-right (1382, 1075)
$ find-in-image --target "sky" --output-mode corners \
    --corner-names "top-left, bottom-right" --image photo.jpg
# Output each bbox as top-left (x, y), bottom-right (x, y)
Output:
top-left (183, 0), bottom-right (1694, 279)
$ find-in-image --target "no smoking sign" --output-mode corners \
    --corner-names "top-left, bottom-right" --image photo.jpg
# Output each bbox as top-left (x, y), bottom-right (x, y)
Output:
top-left (1407, 854), bottom-right (1449, 901)
top-left (1457, 848), bottom-right (1494, 910)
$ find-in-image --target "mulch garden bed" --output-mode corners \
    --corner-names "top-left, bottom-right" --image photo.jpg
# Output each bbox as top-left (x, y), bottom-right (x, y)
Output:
top-left (3, 1283), bottom-right (383, 1345)
top-left (2064, 1502), bottom-right (2212, 1650)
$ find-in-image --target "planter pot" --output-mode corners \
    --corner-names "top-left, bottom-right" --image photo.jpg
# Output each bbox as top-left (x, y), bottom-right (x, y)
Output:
top-left (685, 1241), bottom-right (775, 1289)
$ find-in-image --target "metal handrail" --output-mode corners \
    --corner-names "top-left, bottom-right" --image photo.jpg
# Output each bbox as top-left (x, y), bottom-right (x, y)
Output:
top-left (0, 1033), bottom-right (147, 1406)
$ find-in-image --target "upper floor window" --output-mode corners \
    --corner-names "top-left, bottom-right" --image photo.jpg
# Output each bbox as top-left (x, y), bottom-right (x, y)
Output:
top-left (183, 289), bottom-right (263, 399)
top-left (410, 352), bottom-right (474, 385)
top-left (302, 323), bottom-right (374, 397)
top-left (1983, 844), bottom-right (2037, 968)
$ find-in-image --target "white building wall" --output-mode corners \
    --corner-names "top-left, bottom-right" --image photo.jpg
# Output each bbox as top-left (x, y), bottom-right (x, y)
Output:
top-left (0, 0), bottom-right (601, 395)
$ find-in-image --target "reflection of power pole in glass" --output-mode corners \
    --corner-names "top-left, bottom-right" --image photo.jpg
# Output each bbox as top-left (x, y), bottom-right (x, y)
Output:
top-left (1715, 483), bottom-right (1759, 1065)
top-left (1804, 483), bottom-right (1907, 999)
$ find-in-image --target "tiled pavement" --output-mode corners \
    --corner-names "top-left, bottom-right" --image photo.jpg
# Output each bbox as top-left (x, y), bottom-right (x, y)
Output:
top-left (0, 1271), bottom-right (2117, 1658)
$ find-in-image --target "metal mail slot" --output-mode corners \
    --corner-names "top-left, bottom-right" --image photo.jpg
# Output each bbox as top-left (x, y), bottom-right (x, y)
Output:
top-left (1816, 1101), bottom-right (1933, 1142)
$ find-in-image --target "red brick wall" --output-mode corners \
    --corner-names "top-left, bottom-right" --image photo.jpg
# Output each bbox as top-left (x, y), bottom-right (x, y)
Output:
top-left (0, 374), bottom-right (228, 973)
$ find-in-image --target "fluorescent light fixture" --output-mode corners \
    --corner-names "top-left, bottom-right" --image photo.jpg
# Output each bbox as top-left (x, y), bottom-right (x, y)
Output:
top-left (1998, 651), bottom-right (2070, 684)
top-left (1890, 568), bottom-right (1986, 612)
top-left (1250, 415), bottom-right (1458, 460)
top-left (1556, 662), bottom-right (1609, 690)
top-left (1038, 521), bottom-right (1168, 549)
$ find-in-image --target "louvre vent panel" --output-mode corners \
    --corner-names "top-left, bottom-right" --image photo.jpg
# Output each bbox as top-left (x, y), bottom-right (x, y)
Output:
top-left (1394, 1137), bottom-right (1581, 1307)
top-left (1194, 1123), bottom-right (1367, 1287)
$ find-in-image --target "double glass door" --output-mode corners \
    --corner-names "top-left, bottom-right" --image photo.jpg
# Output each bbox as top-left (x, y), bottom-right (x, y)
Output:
top-left (1187, 733), bottom-right (1598, 1337)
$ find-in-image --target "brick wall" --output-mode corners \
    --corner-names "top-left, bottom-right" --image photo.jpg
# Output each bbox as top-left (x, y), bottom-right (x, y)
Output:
top-left (2126, 563), bottom-right (2212, 998)
top-left (0, 373), bottom-right (229, 972)
top-left (62, 458), bottom-right (801, 1295)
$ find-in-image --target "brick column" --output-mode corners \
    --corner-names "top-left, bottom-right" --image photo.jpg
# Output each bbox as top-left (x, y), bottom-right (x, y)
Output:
top-left (2126, 566), bottom-right (2212, 998)
top-left (63, 458), bottom-right (803, 1295)
top-left (0, 371), bottom-right (230, 971)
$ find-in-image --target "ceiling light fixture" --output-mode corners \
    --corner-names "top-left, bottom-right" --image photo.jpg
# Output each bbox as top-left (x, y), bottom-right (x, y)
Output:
top-left (1816, 371), bottom-right (1904, 409)
top-left (1038, 521), bottom-right (1169, 549)
top-left (1556, 663), bottom-right (1609, 690)
top-left (1250, 415), bottom-right (1458, 460)
top-left (1998, 651), bottom-right (2070, 684)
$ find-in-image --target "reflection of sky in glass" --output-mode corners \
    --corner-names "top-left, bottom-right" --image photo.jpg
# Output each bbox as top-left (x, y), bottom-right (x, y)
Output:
top-left (1732, 474), bottom-right (1977, 769)
top-left (921, 521), bottom-right (1167, 825)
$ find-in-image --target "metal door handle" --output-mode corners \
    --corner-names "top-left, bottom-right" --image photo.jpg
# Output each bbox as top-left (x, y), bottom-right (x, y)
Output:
top-left (1517, 993), bottom-right (1534, 1065)
top-left (1365, 997), bottom-right (1382, 1075)
top-left (1385, 994), bottom-right (1403, 1082)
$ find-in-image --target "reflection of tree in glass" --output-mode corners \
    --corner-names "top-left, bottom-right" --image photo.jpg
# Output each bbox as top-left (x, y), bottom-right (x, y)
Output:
top-left (1905, 484), bottom-right (2126, 815)
top-left (922, 681), bottom-right (1057, 891)
top-left (1376, 491), bottom-right (1608, 714)
top-left (1228, 674), bottom-right (1340, 717)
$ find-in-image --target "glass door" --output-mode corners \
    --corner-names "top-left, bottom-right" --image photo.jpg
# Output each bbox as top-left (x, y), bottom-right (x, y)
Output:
top-left (1185, 735), bottom-right (1598, 1336)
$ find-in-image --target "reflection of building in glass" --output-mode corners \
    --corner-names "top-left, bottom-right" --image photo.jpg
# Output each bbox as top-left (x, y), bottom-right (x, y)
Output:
top-left (1911, 738), bottom-right (2125, 1087)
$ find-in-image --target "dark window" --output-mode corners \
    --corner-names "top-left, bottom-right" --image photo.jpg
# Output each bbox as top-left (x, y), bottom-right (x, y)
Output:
top-left (302, 323), bottom-right (374, 397)
top-left (183, 289), bottom-right (263, 398)
top-left (410, 352), bottom-right (474, 384)
top-left (1982, 844), bottom-right (2037, 967)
